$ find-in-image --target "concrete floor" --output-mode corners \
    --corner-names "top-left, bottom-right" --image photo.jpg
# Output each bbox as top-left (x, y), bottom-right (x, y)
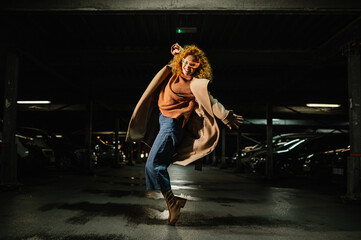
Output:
top-left (1, 163), bottom-right (361, 240)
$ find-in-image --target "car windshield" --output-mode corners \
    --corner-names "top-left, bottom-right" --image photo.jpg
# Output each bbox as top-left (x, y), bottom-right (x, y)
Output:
top-left (16, 134), bottom-right (49, 148)
top-left (276, 138), bottom-right (305, 151)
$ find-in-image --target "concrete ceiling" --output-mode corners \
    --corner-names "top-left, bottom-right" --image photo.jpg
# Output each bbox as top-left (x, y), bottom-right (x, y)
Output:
top-left (1, 1), bottom-right (360, 136)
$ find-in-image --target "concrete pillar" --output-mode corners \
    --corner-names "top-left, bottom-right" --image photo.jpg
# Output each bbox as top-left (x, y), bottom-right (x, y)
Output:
top-left (220, 127), bottom-right (227, 169)
top-left (129, 143), bottom-right (134, 166)
top-left (236, 130), bottom-right (242, 171)
top-left (1, 53), bottom-right (20, 188)
top-left (266, 103), bottom-right (274, 179)
top-left (114, 118), bottom-right (120, 167)
top-left (137, 142), bottom-right (142, 162)
top-left (212, 149), bottom-right (217, 166)
top-left (83, 100), bottom-right (93, 173)
top-left (346, 41), bottom-right (361, 200)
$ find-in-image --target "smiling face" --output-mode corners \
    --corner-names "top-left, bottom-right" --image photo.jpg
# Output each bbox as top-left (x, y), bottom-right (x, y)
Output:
top-left (181, 55), bottom-right (200, 77)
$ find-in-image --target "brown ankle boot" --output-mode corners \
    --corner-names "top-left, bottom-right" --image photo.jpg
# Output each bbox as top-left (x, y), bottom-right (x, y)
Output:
top-left (161, 190), bottom-right (187, 225)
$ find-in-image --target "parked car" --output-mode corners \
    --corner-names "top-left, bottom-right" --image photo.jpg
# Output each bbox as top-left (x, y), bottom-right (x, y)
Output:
top-left (17, 127), bottom-right (80, 170)
top-left (303, 146), bottom-right (349, 179)
top-left (251, 133), bottom-right (349, 176)
top-left (1, 130), bottom-right (55, 175)
top-left (92, 137), bottom-right (126, 167)
top-left (238, 133), bottom-right (319, 172)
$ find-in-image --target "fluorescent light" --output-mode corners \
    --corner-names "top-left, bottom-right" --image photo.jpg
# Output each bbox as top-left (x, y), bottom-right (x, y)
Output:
top-left (92, 131), bottom-right (127, 135)
top-left (306, 103), bottom-right (341, 108)
top-left (17, 101), bottom-right (51, 104)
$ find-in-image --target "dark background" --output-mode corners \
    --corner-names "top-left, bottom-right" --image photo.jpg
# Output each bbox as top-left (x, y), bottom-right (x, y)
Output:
top-left (1, 4), bottom-right (360, 146)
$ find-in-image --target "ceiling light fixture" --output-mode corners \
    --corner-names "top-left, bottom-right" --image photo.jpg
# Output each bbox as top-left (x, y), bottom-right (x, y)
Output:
top-left (306, 103), bottom-right (341, 108)
top-left (17, 101), bottom-right (51, 104)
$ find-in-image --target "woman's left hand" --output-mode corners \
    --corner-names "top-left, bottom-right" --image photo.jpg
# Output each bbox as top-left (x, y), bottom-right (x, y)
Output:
top-left (227, 114), bottom-right (244, 130)
top-left (171, 43), bottom-right (182, 55)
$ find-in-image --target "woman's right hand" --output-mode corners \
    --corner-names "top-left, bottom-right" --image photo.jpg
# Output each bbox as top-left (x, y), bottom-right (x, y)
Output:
top-left (171, 43), bottom-right (182, 55)
top-left (226, 113), bottom-right (244, 130)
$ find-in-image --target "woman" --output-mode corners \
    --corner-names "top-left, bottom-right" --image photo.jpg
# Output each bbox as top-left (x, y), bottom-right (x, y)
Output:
top-left (126, 43), bottom-right (243, 225)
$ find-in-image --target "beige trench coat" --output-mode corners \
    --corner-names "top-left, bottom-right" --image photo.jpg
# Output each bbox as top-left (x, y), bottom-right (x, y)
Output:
top-left (126, 65), bottom-right (235, 167)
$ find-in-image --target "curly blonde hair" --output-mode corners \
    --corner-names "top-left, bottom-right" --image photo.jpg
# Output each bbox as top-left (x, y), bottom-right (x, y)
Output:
top-left (170, 45), bottom-right (213, 81)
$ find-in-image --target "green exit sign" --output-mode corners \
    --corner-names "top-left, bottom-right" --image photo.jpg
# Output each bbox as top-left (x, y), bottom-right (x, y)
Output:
top-left (176, 27), bottom-right (197, 33)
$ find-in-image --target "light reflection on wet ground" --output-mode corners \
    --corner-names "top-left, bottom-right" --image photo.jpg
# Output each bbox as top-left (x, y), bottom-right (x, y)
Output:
top-left (1, 163), bottom-right (361, 240)
top-left (83, 188), bottom-right (261, 203)
top-left (38, 201), bottom-right (301, 228)
top-left (7, 234), bottom-right (131, 240)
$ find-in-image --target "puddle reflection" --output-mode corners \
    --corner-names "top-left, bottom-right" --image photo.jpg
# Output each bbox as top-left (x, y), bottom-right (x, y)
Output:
top-left (40, 201), bottom-right (301, 228)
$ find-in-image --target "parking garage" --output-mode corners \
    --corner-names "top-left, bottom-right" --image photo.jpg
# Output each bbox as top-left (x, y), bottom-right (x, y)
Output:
top-left (1, 1), bottom-right (361, 239)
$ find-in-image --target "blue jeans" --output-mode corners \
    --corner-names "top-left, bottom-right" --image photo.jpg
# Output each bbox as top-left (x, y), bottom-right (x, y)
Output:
top-left (145, 113), bottom-right (184, 191)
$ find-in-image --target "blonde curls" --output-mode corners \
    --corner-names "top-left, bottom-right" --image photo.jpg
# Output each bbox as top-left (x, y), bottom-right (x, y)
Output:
top-left (170, 45), bottom-right (213, 82)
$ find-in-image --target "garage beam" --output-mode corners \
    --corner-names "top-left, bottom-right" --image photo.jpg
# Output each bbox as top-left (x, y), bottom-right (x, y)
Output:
top-left (41, 49), bottom-right (316, 67)
top-left (0, 0), bottom-right (361, 13)
top-left (316, 16), bottom-right (361, 62)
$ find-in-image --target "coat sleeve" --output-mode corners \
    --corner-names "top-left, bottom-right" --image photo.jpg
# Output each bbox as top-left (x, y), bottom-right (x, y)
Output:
top-left (126, 65), bottom-right (172, 143)
top-left (208, 93), bottom-right (237, 126)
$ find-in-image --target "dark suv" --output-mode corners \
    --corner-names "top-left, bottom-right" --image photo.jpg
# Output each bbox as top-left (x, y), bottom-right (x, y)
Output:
top-left (252, 133), bottom-right (349, 176)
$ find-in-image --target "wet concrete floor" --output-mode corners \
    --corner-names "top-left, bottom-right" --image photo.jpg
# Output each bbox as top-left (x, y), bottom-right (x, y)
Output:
top-left (1, 163), bottom-right (361, 240)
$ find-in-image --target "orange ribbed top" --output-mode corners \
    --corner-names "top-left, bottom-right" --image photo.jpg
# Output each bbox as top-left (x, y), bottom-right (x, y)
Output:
top-left (158, 73), bottom-right (195, 127)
